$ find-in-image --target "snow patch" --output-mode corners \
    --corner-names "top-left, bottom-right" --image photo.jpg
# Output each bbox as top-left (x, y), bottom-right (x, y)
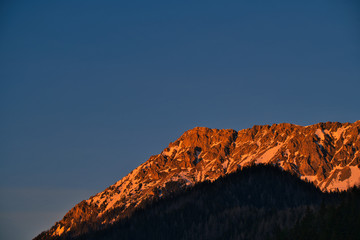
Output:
top-left (326, 166), bottom-right (360, 191)
top-left (331, 126), bottom-right (349, 141)
top-left (315, 129), bottom-right (325, 141)
top-left (162, 146), bottom-right (179, 157)
top-left (256, 144), bottom-right (283, 164)
top-left (301, 175), bottom-right (317, 183)
top-left (54, 226), bottom-right (65, 236)
top-left (222, 160), bottom-right (229, 170)
top-left (211, 141), bottom-right (222, 147)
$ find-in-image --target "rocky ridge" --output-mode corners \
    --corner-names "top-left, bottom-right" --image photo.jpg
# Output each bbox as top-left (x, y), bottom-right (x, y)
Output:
top-left (37, 121), bottom-right (360, 239)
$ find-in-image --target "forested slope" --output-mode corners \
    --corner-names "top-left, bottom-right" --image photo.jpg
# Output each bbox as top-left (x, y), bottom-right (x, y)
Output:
top-left (50, 165), bottom-right (354, 240)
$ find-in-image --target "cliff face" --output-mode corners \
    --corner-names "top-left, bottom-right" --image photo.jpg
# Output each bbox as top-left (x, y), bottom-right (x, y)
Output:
top-left (36, 121), bottom-right (360, 239)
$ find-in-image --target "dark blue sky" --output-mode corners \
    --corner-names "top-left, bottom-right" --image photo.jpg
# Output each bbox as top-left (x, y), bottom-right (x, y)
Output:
top-left (1, 0), bottom-right (359, 239)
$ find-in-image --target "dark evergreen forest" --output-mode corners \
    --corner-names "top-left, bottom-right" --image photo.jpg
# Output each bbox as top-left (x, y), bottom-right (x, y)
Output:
top-left (38, 165), bottom-right (360, 240)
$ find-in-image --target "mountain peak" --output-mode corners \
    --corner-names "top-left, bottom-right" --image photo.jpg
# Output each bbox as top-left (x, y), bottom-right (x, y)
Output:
top-left (170, 127), bottom-right (237, 150)
top-left (35, 121), bottom-right (360, 240)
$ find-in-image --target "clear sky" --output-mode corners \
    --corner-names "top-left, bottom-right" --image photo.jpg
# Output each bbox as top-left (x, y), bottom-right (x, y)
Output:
top-left (0, 0), bottom-right (359, 239)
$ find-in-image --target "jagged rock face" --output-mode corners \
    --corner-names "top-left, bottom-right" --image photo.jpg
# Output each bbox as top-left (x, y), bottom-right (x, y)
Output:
top-left (43, 121), bottom-right (360, 238)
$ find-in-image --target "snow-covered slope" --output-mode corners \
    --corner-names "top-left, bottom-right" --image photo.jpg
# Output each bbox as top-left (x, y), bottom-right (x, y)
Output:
top-left (36, 121), bottom-right (360, 239)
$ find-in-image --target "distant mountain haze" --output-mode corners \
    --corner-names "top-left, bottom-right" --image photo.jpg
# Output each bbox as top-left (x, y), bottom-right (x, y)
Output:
top-left (34, 121), bottom-right (360, 239)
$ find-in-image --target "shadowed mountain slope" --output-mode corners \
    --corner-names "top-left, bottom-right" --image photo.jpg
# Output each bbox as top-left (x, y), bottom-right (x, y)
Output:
top-left (41, 165), bottom-right (341, 240)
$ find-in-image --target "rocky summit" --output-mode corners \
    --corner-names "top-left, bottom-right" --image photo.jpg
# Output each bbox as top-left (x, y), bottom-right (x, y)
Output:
top-left (36, 121), bottom-right (360, 239)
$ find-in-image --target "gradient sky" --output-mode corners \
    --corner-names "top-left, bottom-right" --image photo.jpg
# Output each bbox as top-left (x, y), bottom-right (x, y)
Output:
top-left (1, 0), bottom-right (359, 239)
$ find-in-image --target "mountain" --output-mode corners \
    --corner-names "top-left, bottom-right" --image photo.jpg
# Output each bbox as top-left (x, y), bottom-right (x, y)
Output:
top-left (34, 121), bottom-right (360, 239)
top-left (60, 165), bottom-right (341, 240)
